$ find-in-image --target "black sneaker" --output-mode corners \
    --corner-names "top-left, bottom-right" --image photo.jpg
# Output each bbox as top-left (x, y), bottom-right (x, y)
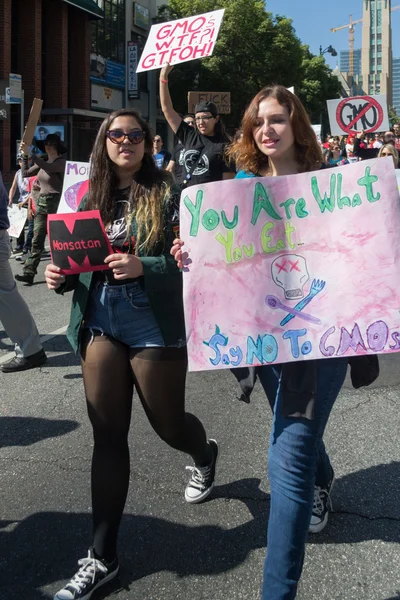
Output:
top-left (15, 273), bottom-right (34, 285)
top-left (185, 439), bottom-right (219, 504)
top-left (309, 470), bottom-right (335, 533)
top-left (53, 548), bottom-right (119, 600)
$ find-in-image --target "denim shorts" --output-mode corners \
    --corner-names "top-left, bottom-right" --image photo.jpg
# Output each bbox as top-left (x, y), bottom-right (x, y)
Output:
top-left (83, 280), bottom-right (165, 348)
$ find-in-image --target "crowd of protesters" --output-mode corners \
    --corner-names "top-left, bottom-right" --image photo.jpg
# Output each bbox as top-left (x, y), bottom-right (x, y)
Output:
top-left (1, 74), bottom-right (400, 600)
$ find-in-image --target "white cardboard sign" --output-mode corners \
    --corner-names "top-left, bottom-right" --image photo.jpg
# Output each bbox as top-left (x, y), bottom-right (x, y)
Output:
top-left (312, 124), bottom-right (322, 144)
top-left (8, 205), bottom-right (28, 238)
top-left (58, 161), bottom-right (90, 214)
top-left (136, 9), bottom-right (225, 73)
top-left (327, 94), bottom-right (389, 136)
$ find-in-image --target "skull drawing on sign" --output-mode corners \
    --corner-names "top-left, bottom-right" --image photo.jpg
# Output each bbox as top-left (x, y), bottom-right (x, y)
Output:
top-left (271, 254), bottom-right (309, 300)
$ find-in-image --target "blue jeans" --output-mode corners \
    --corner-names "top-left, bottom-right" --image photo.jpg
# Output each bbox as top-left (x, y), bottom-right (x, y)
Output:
top-left (83, 280), bottom-right (165, 348)
top-left (259, 358), bottom-right (348, 600)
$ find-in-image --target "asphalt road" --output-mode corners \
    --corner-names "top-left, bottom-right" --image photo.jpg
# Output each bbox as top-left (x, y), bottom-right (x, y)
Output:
top-left (1, 255), bottom-right (399, 600)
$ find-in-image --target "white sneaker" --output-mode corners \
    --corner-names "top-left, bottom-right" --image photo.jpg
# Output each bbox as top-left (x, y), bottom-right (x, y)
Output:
top-left (54, 548), bottom-right (119, 600)
top-left (185, 439), bottom-right (219, 504)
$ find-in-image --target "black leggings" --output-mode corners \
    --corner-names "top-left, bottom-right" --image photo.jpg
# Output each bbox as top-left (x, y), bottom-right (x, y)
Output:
top-left (80, 330), bottom-right (211, 562)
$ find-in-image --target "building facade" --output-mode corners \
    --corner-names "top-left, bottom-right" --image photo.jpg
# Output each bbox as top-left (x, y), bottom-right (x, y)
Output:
top-left (393, 57), bottom-right (400, 115)
top-left (340, 49), bottom-right (362, 76)
top-left (361, 0), bottom-right (393, 103)
top-left (0, 0), bottom-right (106, 179)
top-left (0, 0), bottom-right (171, 179)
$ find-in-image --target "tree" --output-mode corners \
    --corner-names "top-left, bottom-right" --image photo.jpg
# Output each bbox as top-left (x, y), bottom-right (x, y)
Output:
top-left (388, 106), bottom-right (400, 126)
top-left (155, 0), bottom-right (341, 129)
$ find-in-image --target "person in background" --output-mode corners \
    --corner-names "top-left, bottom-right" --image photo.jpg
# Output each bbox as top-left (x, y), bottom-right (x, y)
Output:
top-left (322, 134), bottom-right (331, 150)
top-left (15, 177), bottom-right (40, 263)
top-left (378, 143), bottom-right (399, 169)
top-left (45, 108), bottom-right (218, 600)
top-left (0, 170), bottom-right (46, 373)
top-left (354, 130), bottom-right (399, 164)
top-left (372, 133), bottom-right (383, 149)
top-left (8, 156), bottom-right (29, 255)
top-left (15, 134), bottom-right (67, 286)
top-left (160, 64), bottom-right (234, 187)
top-left (152, 134), bottom-right (171, 169)
top-left (345, 135), bottom-right (358, 163)
top-left (326, 142), bottom-right (349, 166)
top-left (166, 115), bottom-right (195, 187)
top-left (392, 122), bottom-right (400, 151)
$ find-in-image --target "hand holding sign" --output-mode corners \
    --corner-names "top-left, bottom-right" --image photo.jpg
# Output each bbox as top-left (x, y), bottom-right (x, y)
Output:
top-left (45, 264), bottom-right (66, 290)
top-left (104, 253), bottom-right (144, 280)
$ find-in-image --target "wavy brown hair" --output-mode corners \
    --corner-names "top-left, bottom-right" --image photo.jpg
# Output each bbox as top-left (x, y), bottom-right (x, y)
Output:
top-left (227, 86), bottom-right (322, 175)
top-left (86, 108), bottom-right (173, 252)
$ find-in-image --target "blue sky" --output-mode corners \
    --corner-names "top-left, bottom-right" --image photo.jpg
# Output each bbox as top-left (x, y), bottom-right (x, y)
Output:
top-left (265, 0), bottom-right (400, 67)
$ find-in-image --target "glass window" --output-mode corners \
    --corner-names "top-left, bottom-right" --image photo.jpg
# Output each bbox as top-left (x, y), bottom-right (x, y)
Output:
top-left (91, 0), bottom-right (125, 63)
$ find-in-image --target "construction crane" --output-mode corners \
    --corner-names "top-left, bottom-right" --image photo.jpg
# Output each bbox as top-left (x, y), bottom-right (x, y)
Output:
top-left (331, 4), bottom-right (400, 77)
top-left (331, 15), bottom-right (363, 76)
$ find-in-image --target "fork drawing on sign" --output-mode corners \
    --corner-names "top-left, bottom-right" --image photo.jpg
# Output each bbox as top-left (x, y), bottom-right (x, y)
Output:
top-left (265, 295), bottom-right (321, 325)
top-left (280, 279), bottom-right (326, 327)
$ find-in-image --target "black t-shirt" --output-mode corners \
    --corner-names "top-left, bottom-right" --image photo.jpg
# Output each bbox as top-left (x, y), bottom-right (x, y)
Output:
top-left (176, 121), bottom-right (233, 187)
top-left (171, 142), bottom-right (185, 186)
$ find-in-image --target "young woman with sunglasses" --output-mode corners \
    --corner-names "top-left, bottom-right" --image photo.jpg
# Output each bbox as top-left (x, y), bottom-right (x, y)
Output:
top-left (172, 87), bottom-right (350, 599)
top-left (325, 142), bottom-right (348, 166)
top-left (45, 109), bottom-right (218, 600)
top-left (160, 64), bottom-right (235, 187)
top-left (378, 143), bottom-right (399, 168)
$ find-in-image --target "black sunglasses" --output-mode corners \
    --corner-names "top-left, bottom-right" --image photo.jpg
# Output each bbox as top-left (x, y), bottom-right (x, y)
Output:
top-left (106, 129), bottom-right (145, 144)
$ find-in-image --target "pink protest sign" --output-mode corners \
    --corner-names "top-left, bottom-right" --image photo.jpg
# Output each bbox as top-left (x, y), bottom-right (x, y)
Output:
top-left (180, 159), bottom-right (400, 372)
top-left (136, 9), bottom-right (225, 73)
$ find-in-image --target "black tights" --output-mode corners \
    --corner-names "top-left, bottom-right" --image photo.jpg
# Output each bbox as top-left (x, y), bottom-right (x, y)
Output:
top-left (80, 331), bottom-right (211, 562)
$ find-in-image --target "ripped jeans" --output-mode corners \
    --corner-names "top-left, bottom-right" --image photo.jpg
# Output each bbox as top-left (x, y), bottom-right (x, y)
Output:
top-left (83, 280), bottom-right (165, 347)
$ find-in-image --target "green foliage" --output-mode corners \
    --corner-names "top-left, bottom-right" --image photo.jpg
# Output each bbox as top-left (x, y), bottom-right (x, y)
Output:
top-left (155, 0), bottom-right (342, 129)
top-left (388, 105), bottom-right (400, 126)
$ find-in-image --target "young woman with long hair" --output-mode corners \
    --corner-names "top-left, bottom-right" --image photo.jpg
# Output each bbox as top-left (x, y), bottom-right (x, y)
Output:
top-left (45, 108), bottom-right (218, 600)
top-left (378, 143), bottom-right (399, 168)
top-left (172, 86), bottom-right (350, 599)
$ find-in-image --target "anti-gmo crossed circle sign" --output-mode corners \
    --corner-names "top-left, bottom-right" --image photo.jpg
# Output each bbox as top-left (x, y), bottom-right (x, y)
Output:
top-left (327, 94), bottom-right (389, 136)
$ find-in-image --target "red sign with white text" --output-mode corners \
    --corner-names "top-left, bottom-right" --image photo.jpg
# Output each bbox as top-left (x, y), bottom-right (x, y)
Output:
top-left (136, 9), bottom-right (225, 73)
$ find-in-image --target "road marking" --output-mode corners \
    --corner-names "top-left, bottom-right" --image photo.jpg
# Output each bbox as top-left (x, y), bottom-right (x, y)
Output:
top-left (0, 324), bottom-right (68, 364)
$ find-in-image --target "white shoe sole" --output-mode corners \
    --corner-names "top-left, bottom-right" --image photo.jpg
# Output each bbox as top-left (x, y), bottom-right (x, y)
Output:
top-left (185, 440), bottom-right (219, 504)
top-left (54, 565), bottom-right (119, 600)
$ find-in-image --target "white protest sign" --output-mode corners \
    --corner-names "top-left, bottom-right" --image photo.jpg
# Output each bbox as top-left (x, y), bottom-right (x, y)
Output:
top-left (136, 9), bottom-right (225, 73)
top-left (327, 94), bottom-right (389, 137)
top-left (58, 161), bottom-right (90, 214)
top-left (312, 124), bottom-right (322, 144)
top-left (8, 205), bottom-right (27, 238)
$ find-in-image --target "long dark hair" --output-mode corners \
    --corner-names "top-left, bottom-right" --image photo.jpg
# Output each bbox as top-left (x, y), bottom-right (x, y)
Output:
top-left (87, 108), bottom-right (173, 251)
top-left (227, 86), bottom-right (322, 174)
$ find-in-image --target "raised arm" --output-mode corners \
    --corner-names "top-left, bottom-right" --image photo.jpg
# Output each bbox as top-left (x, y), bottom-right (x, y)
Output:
top-left (159, 64), bottom-right (182, 134)
top-left (31, 155), bottom-right (66, 173)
